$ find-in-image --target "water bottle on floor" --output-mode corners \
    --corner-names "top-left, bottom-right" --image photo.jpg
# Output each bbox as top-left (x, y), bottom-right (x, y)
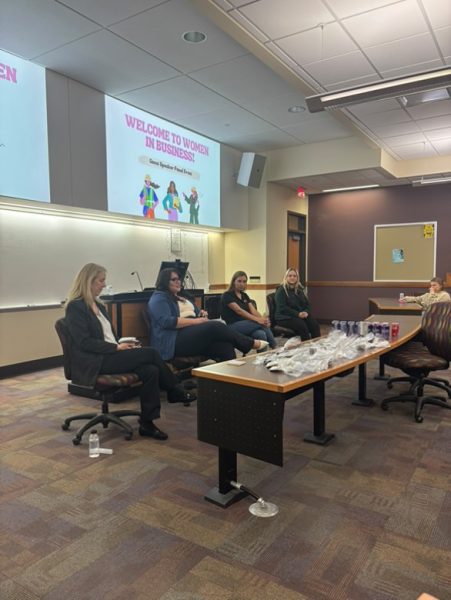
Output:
top-left (89, 430), bottom-right (100, 458)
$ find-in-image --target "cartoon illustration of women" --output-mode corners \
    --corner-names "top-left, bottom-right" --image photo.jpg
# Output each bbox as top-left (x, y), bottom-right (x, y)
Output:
top-left (139, 174), bottom-right (160, 219)
top-left (162, 180), bottom-right (183, 222)
top-left (183, 187), bottom-right (199, 224)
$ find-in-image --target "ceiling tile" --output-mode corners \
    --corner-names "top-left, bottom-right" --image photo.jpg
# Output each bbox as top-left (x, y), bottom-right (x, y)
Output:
top-left (302, 51), bottom-right (376, 86)
top-left (238, 0), bottom-right (335, 40)
top-left (229, 10), bottom-right (270, 44)
top-left (182, 105), bottom-right (276, 138)
top-left (283, 115), bottom-right (351, 143)
top-left (369, 120), bottom-right (421, 136)
top-left (429, 138), bottom-right (451, 153)
top-left (391, 141), bottom-right (437, 159)
top-left (35, 30), bottom-right (178, 95)
top-left (0, 0), bottom-right (100, 59)
top-left (276, 22), bottom-right (357, 65)
top-left (424, 127), bottom-right (451, 140)
top-left (406, 99), bottom-right (451, 120)
top-left (325, 0), bottom-right (404, 19)
top-left (118, 76), bottom-right (234, 121)
top-left (364, 33), bottom-right (440, 72)
top-left (58, 0), bottom-right (163, 27)
top-left (342, 0), bottom-right (428, 48)
top-left (110, 0), bottom-right (247, 73)
top-left (224, 129), bottom-right (302, 152)
top-left (380, 132), bottom-right (428, 146)
top-left (380, 58), bottom-right (444, 78)
top-left (190, 54), bottom-right (295, 107)
top-left (421, 0), bottom-right (451, 29)
top-left (434, 26), bottom-right (451, 57)
top-left (416, 114), bottom-right (451, 132)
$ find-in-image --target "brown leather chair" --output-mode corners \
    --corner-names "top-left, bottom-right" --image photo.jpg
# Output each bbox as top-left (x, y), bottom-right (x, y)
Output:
top-left (381, 302), bottom-right (451, 422)
top-left (266, 292), bottom-right (296, 338)
top-left (55, 318), bottom-right (142, 445)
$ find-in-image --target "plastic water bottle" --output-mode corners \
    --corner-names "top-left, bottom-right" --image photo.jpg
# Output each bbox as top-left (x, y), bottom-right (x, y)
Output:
top-left (89, 430), bottom-right (100, 458)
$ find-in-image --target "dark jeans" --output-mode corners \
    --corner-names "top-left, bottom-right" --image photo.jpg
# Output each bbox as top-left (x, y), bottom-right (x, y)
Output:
top-left (175, 320), bottom-right (254, 362)
top-left (100, 347), bottom-right (177, 425)
top-left (276, 315), bottom-right (321, 341)
top-left (229, 319), bottom-right (277, 348)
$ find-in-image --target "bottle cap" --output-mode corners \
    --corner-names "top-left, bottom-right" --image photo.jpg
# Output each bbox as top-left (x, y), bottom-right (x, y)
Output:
top-left (91, 429), bottom-right (97, 434)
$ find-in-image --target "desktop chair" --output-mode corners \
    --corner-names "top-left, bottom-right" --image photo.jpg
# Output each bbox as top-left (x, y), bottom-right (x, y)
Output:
top-left (141, 309), bottom-right (205, 386)
top-left (266, 293), bottom-right (296, 338)
top-left (55, 318), bottom-right (142, 445)
top-left (381, 302), bottom-right (451, 422)
top-left (204, 294), bottom-right (222, 320)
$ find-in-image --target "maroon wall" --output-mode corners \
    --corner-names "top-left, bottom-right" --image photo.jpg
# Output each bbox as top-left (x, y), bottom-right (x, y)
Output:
top-left (307, 183), bottom-right (451, 321)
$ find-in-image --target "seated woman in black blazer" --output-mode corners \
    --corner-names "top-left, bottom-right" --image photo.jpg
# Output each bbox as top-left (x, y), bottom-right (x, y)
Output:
top-left (274, 268), bottom-right (321, 341)
top-left (65, 263), bottom-right (190, 441)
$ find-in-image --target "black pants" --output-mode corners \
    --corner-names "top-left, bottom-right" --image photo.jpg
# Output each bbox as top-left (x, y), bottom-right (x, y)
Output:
top-left (276, 315), bottom-right (321, 341)
top-left (175, 321), bottom-right (254, 362)
top-left (100, 347), bottom-right (176, 425)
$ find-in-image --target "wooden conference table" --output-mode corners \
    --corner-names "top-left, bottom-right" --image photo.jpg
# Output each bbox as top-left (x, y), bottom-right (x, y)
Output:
top-left (193, 314), bottom-right (421, 508)
top-left (369, 297), bottom-right (423, 316)
top-left (368, 298), bottom-right (422, 378)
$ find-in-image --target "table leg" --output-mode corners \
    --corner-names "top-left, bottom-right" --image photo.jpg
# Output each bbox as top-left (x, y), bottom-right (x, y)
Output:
top-left (204, 448), bottom-right (248, 508)
top-left (304, 380), bottom-right (335, 445)
top-left (352, 363), bottom-right (375, 406)
top-left (374, 356), bottom-right (389, 380)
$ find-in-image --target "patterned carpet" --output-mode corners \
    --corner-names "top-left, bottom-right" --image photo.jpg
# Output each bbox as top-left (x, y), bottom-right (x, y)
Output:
top-left (1, 355), bottom-right (450, 600)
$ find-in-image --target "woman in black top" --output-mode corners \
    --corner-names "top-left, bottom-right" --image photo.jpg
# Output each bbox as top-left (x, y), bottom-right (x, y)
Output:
top-left (221, 271), bottom-right (276, 349)
top-left (274, 268), bottom-right (320, 341)
top-left (65, 263), bottom-right (192, 442)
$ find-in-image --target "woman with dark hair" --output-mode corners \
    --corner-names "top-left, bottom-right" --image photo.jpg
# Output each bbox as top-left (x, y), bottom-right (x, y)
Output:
top-left (400, 276), bottom-right (450, 308)
top-left (65, 263), bottom-right (192, 442)
top-left (274, 268), bottom-right (320, 341)
top-left (148, 268), bottom-right (268, 362)
top-left (221, 271), bottom-right (276, 349)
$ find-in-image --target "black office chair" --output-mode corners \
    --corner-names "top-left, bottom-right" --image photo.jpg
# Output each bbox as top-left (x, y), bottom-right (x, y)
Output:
top-left (266, 292), bottom-right (296, 338)
top-left (55, 318), bottom-right (142, 445)
top-left (204, 294), bottom-right (222, 320)
top-left (381, 302), bottom-right (451, 422)
top-left (141, 309), bottom-right (205, 384)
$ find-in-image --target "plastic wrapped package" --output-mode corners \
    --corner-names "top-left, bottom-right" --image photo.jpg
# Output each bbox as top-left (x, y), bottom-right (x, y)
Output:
top-left (253, 330), bottom-right (389, 377)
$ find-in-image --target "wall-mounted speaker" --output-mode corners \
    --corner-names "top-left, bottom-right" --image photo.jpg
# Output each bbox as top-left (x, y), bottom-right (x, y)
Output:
top-left (237, 152), bottom-right (266, 188)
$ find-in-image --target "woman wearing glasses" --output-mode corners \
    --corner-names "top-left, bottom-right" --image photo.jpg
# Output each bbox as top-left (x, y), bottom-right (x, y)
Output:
top-left (148, 268), bottom-right (268, 362)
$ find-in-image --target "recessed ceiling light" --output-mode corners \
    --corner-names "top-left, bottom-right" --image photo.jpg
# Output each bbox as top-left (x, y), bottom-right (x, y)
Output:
top-left (182, 31), bottom-right (207, 43)
top-left (288, 105), bottom-right (305, 113)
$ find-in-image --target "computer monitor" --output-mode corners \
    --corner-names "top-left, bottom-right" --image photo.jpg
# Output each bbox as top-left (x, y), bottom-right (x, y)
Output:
top-left (156, 260), bottom-right (189, 285)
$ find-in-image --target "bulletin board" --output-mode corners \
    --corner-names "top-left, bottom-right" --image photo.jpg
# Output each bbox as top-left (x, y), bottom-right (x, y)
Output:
top-left (374, 222), bottom-right (437, 281)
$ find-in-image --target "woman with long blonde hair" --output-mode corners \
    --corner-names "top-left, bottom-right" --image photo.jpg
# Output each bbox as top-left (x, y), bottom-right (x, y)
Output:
top-left (65, 263), bottom-right (193, 441)
top-left (274, 268), bottom-right (320, 341)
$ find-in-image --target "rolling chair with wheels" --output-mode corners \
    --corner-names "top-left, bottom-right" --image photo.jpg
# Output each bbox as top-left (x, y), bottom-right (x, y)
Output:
top-left (55, 318), bottom-right (142, 445)
top-left (381, 302), bottom-right (451, 422)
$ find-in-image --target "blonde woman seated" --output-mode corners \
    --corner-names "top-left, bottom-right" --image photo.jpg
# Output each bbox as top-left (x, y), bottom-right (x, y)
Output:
top-left (65, 263), bottom-right (192, 442)
top-left (274, 268), bottom-right (320, 341)
top-left (221, 271), bottom-right (276, 349)
top-left (400, 277), bottom-right (450, 309)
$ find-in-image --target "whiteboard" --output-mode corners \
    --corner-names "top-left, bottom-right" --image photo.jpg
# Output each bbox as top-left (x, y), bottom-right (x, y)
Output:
top-left (0, 208), bottom-right (208, 308)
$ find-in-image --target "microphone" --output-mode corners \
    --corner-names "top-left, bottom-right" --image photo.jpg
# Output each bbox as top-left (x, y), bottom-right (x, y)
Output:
top-left (131, 271), bottom-right (144, 291)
